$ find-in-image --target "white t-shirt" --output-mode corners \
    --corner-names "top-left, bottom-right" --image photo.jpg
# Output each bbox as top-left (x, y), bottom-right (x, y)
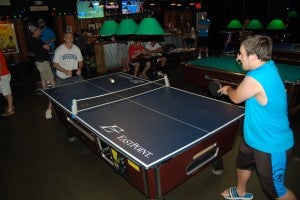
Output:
top-left (53, 44), bottom-right (83, 79)
top-left (145, 42), bottom-right (162, 51)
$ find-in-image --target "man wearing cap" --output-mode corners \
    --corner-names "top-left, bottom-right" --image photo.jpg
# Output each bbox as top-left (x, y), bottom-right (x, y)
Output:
top-left (29, 25), bottom-right (56, 119)
top-left (37, 18), bottom-right (56, 53)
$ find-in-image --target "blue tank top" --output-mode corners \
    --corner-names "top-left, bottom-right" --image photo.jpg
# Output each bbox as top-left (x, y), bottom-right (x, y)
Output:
top-left (244, 61), bottom-right (294, 153)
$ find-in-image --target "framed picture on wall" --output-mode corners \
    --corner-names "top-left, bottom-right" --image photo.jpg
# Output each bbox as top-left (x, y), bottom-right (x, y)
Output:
top-left (0, 23), bottom-right (19, 54)
top-left (88, 23), bottom-right (96, 32)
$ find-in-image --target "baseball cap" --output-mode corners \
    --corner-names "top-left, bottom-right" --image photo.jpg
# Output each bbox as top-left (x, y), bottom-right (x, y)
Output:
top-left (28, 25), bottom-right (38, 32)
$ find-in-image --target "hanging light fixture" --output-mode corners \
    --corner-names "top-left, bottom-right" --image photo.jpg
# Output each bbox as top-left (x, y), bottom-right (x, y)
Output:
top-left (149, 0), bottom-right (155, 6)
top-left (115, 19), bottom-right (138, 35)
top-left (266, 19), bottom-right (286, 30)
top-left (189, 0), bottom-right (195, 6)
top-left (227, 19), bottom-right (242, 29)
top-left (246, 19), bottom-right (263, 29)
top-left (134, 17), bottom-right (165, 35)
top-left (170, 1), bottom-right (176, 6)
top-left (99, 20), bottom-right (119, 36)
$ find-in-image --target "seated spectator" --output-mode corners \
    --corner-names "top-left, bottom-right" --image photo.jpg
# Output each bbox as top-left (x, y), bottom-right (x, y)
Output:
top-left (128, 40), bottom-right (151, 79)
top-left (145, 41), bottom-right (167, 68)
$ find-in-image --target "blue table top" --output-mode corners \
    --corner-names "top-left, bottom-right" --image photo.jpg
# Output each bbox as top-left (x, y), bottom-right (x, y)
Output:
top-left (43, 72), bottom-right (244, 168)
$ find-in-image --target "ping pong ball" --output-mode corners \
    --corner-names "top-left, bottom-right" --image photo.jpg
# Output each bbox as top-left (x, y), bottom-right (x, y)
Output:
top-left (109, 78), bottom-right (115, 83)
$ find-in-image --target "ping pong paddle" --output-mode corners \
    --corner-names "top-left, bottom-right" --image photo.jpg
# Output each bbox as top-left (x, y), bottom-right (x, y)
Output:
top-left (208, 81), bottom-right (222, 96)
top-left (71, 70), bottom-right (78, 77)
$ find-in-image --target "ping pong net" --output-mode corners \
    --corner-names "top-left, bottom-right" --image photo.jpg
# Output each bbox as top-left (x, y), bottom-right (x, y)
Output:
top-left (71, 81), bottom-right (165, 115)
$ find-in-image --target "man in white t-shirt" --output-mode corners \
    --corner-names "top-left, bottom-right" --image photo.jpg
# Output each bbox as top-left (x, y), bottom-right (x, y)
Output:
top-left (145, 41), bottom-right (167, 77)
top-left (52, 32), bottom-right (84, 142)
top-left (53, 32), bottom-right (84, 86)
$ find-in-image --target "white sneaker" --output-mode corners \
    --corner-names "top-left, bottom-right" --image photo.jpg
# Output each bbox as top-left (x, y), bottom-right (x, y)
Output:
top-left (157, 71), bottom-right (164, 77)
top-left (45, 109), bottom-right (52, 119)
top-left (211, 169), bottom-right (224, 175)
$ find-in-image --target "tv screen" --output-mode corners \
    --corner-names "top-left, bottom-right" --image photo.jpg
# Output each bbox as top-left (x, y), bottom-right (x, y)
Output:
top-left (104, 3), bottom-right (120, 16)
top-left (77, 1), bottom-right (104, 19)
top-left (121, 0), bottom-right (143, 15)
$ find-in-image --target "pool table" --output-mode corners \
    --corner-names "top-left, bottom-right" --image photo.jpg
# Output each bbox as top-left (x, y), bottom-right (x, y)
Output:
top-left (272, 42), bottom-right (300, 65)
top-left (183, 56), bottom-right (300, 113)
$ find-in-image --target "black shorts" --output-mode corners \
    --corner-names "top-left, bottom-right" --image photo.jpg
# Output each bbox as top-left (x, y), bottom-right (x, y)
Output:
top-left (198, 36), bottom-right (208, 47)
top-left (237, 140), bottom-right (292, 199)
top-left (131, 58), bottom-right (149, 68)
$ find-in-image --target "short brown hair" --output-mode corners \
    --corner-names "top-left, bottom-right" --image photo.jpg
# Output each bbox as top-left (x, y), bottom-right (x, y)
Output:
top-left (240, 35), bottom-right (272, 62)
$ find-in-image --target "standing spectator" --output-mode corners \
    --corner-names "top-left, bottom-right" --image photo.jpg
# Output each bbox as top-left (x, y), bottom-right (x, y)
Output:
top-left (183, 22), bottom-right (196, 48)
top-left (29, 25), bottom-right (56, 119)
top-left (0, 49), bottom-right (14, 116)
top-left (52, 32), bottom-right (84, 141)
top-left (128, 40), bottom-right (151, 78)
top-left (38, 18), bottom-right (56, 53)
top-left (52, 32), bottom-right (84, 87)
top-left (219, 35), bottom-right (297, 200)
top-left (76, 29), bottom-right (88, 53)
top-left (196, 12), bottom-right (211, 58)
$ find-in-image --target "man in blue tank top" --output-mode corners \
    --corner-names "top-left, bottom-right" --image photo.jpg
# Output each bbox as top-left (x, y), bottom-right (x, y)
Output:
top-left (218, 35), bottom-right (297, 200)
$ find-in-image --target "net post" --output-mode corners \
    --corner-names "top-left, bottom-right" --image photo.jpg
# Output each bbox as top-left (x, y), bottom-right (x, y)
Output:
top-left (164, 74), bottom-right (170, 87)
top-left (71, 99), bottom-right (78, 115)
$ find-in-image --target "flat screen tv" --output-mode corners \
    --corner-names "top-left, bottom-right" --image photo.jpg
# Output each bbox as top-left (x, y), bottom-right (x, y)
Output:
top-left (121, 0), bottom-right (143, 15)
top-left (104, 3), bottom-right (120, 16)
top-left (77, 1), bottom-right (104, 19)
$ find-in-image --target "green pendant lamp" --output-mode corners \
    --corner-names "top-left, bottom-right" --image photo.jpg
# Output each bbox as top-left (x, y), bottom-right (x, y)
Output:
top-left (266, 19), bottom-right (286, 30)
top-left (99, 20), bottom-right (119, 36)
top-left (134, 17), bottom-right (165, 35)
top-left (115, 19), bottom-right (138, 35)
top-left (246, 19), bottom-right (263, 29)
top-left (227, 19), bottom-right (242, 29)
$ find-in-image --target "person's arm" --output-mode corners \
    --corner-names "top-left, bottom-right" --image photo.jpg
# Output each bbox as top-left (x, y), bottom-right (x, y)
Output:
top-left (0, 60), bottom-right (2, 81)
top-left (77, 61), bottom-right (84, 75)
top-left (42, 44), bottom-right (51, 51)
top-left (52, 62), bottom-right (71, 76)
top-left (218, 76), bottom-right (265, 104)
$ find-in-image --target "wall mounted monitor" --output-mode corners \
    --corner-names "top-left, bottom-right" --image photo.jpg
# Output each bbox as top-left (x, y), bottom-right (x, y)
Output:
top-left (121, 0), bottom-right (143, 15)
top-left (77, 1), bottom-right (104, 19)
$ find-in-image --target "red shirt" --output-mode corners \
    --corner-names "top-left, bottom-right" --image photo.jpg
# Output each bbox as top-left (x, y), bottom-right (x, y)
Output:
top-left (128, 43), bottom-right (144, 61)
top-left (0, 50), bottom-right (10, 76)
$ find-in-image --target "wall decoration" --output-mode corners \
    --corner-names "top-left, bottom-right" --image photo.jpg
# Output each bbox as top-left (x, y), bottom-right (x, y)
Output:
top-left (0, 23), bottom-right (19, 54)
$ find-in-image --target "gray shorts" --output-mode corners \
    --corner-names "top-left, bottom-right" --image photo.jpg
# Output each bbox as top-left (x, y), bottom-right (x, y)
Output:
top-left (35, 61), bottom-right (54, 80)
top-left (0, 74), bottom-right (12, 96)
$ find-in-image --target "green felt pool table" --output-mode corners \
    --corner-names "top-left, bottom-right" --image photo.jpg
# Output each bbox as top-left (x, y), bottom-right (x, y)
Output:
top-left (183, 56), bottom-right (300, 112)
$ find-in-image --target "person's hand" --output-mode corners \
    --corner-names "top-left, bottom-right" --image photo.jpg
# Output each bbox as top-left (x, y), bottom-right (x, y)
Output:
top-left (65, 70), bottom-right (72, 76)
top-left (218, 85), bottom-right (231, 96)
top-left (76, 69), bottom-right (81, 75)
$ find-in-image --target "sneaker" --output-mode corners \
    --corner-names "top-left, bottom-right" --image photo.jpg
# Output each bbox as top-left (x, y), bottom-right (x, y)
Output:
top-left (212, 169), bottom-right (224, 175)
top-left (139, 73), bottom-right (149, 80)
top-left (157, 71), bottom-right (164, 77)
top-left (45, 109), bottom-right (52, 119)
top-left (1, 108), bottom-right (15, 117)
top-left (67, 136), bottom-right (76, 142)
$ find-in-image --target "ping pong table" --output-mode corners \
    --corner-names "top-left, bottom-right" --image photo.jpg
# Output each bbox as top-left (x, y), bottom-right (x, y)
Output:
top-left (42, 72), bottom-right (244, 199)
